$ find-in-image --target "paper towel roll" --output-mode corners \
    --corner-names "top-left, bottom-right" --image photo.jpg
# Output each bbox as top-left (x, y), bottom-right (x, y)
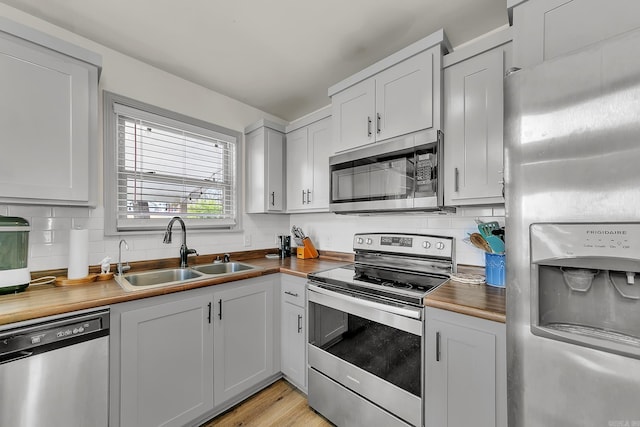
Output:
top-left (68, 228), bottom-right (89, 279)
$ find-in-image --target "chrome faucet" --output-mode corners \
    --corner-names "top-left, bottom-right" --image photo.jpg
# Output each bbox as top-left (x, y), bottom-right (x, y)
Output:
top-left (118, 239), bottom-right (130, 276)
top-left (163, 216), bottom-right (198, 268)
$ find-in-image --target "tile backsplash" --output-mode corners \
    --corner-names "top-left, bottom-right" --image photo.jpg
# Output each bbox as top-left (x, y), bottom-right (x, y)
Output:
top-left (5, 203), bottom-right (504, 273)
top-left (290, 206), bottom-right (505, 267)
top-left (5, 204), bottom-right (291, 272)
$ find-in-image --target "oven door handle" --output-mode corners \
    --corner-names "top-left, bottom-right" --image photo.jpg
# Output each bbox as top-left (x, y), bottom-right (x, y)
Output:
top-left (307, 283), bottom-right (422, 336)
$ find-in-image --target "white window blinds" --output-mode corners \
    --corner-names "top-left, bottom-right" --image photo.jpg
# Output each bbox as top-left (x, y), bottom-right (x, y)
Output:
top-left (113, 103), bottom-right (238, 231)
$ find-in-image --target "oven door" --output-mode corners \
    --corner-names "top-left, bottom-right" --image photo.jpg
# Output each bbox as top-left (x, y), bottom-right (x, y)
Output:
top-left (307, 282), bottom-right (423, 427)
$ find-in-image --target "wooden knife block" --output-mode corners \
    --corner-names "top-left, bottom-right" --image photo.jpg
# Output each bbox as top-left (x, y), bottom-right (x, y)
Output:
top-left (296, 237), bottom-right (319, 259)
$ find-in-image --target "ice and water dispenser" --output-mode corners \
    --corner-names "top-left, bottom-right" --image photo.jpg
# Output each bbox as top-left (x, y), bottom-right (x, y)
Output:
top-left (530, 223), bottom-right (640, 358)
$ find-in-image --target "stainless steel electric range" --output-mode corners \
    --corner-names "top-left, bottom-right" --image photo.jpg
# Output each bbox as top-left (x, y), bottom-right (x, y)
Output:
top-left (307, 232), bottom-right (455, 427)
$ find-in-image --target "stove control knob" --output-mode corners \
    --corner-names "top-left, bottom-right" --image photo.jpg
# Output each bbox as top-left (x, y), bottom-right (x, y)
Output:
top-left (422, 241), bottom-right (431, 249)
top-left (366, 238), bottom-right (373, 245)
top-left (436, 241), bottom-right (445, 250)
top-left (356, 237), bottom-right (364, 245)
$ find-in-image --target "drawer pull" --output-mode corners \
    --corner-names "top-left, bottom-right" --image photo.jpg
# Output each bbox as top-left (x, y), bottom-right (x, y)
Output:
top-left (284, 291), bottom-right (299, 297)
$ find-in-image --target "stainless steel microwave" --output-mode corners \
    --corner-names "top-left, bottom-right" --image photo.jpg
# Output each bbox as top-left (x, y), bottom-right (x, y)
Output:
top-left (329, 129), bottom-right (443, 213)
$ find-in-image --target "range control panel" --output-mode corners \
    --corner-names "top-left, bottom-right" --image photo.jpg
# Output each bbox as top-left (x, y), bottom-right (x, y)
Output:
top-left (353, 233), bottom-right (454, 259)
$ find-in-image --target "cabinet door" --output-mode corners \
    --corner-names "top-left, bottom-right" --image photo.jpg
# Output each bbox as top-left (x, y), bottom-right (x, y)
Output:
top-left (444, 46), bottom-right (505, 206)
top-left (281, 302), bottom-right (306, 390)
top-left (119, 294), bottom-right (214, 427)
top-left (425, 308), bottom-right (506, 427)
top-left (266, 128), bottom-right (285, 211)
top-left (307, 117), bottom-right (332, 210)
top-left (0, 35), bottom-right (93, 204)
top-left (286, 127), bottom-right (310, 211)
top-left (245, 127), bottom-right (285, 213)
top-left (375, 49), bottom-right (434, 141)
top-left (331, 78), bottom-right (375, 153)
top-left (213, 279), bottom-right (275, 406)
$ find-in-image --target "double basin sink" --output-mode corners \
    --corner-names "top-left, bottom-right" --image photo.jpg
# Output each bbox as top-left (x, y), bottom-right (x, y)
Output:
top-left (115, 262), bottom-right (260, 291)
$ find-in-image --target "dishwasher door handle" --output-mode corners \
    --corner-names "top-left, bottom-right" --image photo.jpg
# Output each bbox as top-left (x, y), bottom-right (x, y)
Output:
top-left (0, 351), bottom-right (33, 365)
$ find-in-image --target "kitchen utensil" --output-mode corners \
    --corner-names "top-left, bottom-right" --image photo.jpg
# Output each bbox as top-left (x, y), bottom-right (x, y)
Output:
top-left (485, 234), bottom-right (505, 254)
top-left (469, 233), bottom-right (492, 253)
top-left (478, 221), bottom-right (500, 238)
top-left (477, 222), bottom-right (505, 253)
top-left (491, 228), bottom-right (505, 240)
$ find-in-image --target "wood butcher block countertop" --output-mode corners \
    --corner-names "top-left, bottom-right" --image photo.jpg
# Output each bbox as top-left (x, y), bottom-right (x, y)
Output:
top-left (0, 254), bottom-right (351, 327)
top-left (424, 268), bottom-right (506, 323)
top-left (0, 252), bottom-right (506, 326)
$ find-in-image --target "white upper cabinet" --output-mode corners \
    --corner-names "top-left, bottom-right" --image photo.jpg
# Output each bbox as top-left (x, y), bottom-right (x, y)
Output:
top-left (509, 0), bottom-right (640, 68)
top-left (330, 79), bottom-right (376, 152)
top-left (286, 109), bottom-right (332, 212)
top-left (329, 30), bottom-right (449, 154)
top-left (245, 120), bottom-right (286, 213)
top-left (375, 51), bottom-right (434, 141)
top-left (0, 17), bottom-right (101, 206)
top-left (443, 31), bottom-right (512, 206)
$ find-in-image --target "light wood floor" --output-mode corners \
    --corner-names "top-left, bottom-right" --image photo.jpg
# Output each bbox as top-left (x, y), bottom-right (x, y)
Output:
top-left (202, 380), bottom-right (333, 427)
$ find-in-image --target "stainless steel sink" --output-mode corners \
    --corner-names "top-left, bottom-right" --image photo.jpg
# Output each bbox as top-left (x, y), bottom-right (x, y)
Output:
top-left (115, 262), bottom-right (261, 291)
top-left (192, 262), bottom-right (256, 275)
top-left (116, 268), bottom-right (204, 291)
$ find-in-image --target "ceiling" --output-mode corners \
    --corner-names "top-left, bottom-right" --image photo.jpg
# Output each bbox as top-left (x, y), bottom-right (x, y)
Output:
top-left (1, 0), bottom-right (508, 121)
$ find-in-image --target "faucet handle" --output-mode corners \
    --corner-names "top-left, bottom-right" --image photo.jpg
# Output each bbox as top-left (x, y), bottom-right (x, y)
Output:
top-left (223, 253), bottom-right (230, 263)
top-left (186, 248), bottom-right (198, 257)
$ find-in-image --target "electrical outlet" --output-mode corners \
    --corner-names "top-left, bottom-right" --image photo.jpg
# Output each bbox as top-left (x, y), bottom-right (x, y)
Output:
top-left (244, 233), bottom-right (252, 247)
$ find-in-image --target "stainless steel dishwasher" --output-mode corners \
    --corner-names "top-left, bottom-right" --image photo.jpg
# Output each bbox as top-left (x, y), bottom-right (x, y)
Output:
top-left (0, 307), bottom-right (109, 427)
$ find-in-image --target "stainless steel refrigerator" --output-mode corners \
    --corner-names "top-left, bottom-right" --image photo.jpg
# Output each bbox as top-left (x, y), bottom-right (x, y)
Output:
top-left (504, 29), bottom-right (640, 426)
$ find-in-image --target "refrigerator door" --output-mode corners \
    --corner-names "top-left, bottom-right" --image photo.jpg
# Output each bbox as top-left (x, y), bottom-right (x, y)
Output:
top-left (505, 29), bottom-right (640, 426)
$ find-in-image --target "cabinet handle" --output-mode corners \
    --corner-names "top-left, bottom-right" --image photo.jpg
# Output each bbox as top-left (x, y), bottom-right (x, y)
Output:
top-left (284, 290), bottom-right (299, 297)
top-left (376, 113), bottom-right (381, 134)
top-left (207, 302), bottom-right (212, 324)
top-left (218, 299), bottom-right (223, 320)
top-left (454, 168), bottom-right (459, 192)
top-left (297, 314), bottom-right (303, 333)
top-left (306, 189), bottom-right (311, 203)
top-left (367, 116), bottom-right (372, 137)
top-left (271, 191), bottom-right (275, 206)
top-left (302, 189), bottom-right (306, 204)
top-left (436, 331), bottom-right (441, 362)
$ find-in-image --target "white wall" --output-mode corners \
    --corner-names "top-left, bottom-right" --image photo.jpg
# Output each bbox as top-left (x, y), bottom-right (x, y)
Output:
top-left (290, 206), bottom-right (505, 267)
top-left (0, 4), bottom-right (290, 272)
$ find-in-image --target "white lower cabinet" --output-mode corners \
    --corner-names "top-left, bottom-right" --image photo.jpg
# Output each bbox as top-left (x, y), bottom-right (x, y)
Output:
top-left (114, 290), bottom-right (214, 427)
top-left (280, 275), bottom-right (307, 391)
top-left (213, 276), bottom-right (277, 406)
top-left (425, 307), bottom-right (506, 427)
top-left (111, 275), bottom-right (278, 427)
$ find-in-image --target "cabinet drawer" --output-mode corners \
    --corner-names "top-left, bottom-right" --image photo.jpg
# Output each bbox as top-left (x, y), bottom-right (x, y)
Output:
top-left (281, 276), bottom-right (306, 307)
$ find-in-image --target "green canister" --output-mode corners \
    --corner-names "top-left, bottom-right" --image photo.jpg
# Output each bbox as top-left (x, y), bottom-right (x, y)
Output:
top-left (0, 216), bottom-right (30, 294)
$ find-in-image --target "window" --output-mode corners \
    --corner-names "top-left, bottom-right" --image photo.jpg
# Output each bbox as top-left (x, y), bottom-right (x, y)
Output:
top-left (104, 92), bottom-right (241, 234)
